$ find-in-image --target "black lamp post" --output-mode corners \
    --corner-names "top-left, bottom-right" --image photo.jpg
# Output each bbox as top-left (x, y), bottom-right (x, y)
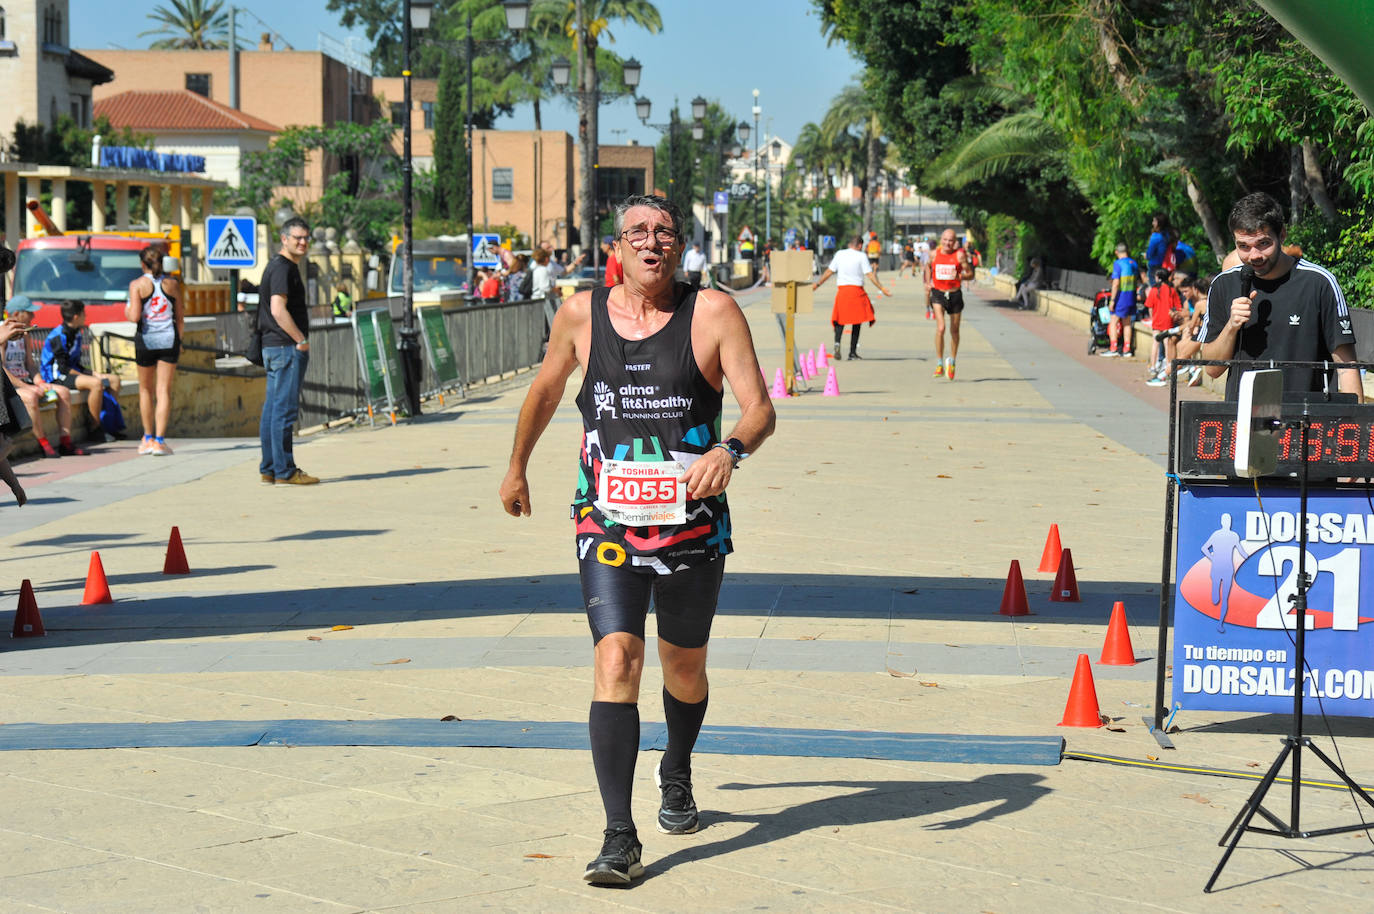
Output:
top-left (399, 0), bottom-right (432, 418)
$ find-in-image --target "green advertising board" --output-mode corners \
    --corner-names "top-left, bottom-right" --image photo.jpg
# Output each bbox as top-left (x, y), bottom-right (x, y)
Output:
top-left (417, 304), bottom-right (463, 393)
top-left (352, 306), bottom-right (402, 420)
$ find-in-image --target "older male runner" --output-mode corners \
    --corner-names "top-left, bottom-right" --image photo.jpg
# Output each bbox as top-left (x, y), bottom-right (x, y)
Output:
top-left (924, 229), bottom-right (970, 379)
top-left (499, 194), bottom-right (776, 886)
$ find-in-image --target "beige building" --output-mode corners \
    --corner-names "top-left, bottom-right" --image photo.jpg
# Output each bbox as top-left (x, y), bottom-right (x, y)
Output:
top-left (469, 130), bottom-right (654, 248)
top-left (372, 76), bottom-right (435, 170)
top-left (0, 0), bottom-right (112, 135)
top-left (84, 38), bottom-right (377, 204)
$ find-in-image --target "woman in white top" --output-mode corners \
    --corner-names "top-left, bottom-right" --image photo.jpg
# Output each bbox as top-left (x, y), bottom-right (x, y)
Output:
top-left (531, 247), bottom-right (554, 301)
top-left (126, 245), bottom-right (183, 456)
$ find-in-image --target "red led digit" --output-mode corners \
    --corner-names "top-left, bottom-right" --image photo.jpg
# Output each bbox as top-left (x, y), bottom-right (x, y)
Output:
top-left (1336, 422), bottom-right (1360, 462)
top-left (1307, 422), bottom-right (1323, 461)
top-left (1197, 420), bottom-right (1223, 461)
top-left (1278, 426), bottom-right (1294, 460)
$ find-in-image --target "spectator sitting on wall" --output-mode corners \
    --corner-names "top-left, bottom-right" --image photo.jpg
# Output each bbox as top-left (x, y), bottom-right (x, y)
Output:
top-left (38, 301), bottom-right (123, 442)
top-left (1012, 258), bottom-right (1044, 310)
top-left (4, 295), bottom-right (80, 457)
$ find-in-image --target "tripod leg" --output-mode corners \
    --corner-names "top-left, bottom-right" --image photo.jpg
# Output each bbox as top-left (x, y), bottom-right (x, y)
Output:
top-left (1206, 742), bottom-right (1293, 893)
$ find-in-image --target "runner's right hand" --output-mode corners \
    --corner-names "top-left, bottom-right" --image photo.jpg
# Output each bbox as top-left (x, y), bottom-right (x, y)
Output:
top-left (499, 469), bottom-right (532, 517)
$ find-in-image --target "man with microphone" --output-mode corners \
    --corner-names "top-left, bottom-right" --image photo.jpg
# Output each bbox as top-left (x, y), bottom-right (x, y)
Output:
top-left (1199, 192), bottom-right (1359, 401)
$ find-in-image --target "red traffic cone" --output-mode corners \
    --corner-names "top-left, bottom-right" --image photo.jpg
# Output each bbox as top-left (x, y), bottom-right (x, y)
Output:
top-left (1059, 653), bottom-right (1104, 727)
top-left (1100, 601), bottom-right (1137, 665)
top-left (163, 526), bottom-right (190, 575)
top-left (1049, 548), bottom-right (1080, 602)
top-left (12, 579), bottom-right (45, 637)
top-left (1038, 524), bottom-right (1063, 573)
top-left (998, 559), bottom-right (1031, 616)
top-left (82, 551), bottom-right (113, 605)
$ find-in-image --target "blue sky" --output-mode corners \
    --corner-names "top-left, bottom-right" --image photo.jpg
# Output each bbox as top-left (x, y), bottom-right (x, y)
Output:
top-left (72, 0), bottom-right (862, 150)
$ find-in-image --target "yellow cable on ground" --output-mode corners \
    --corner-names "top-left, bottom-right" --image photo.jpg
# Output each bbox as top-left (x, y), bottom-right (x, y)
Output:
top-left (1064, 750), bottom-right (1374, 794)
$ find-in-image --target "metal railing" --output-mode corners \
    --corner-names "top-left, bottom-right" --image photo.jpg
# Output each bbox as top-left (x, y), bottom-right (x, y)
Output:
top-left (74, 297), bottom-right (546, 429)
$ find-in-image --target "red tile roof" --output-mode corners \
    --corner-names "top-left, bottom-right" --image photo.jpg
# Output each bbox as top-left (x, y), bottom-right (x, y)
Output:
top-left (94, 91), bottom-right (281, 134)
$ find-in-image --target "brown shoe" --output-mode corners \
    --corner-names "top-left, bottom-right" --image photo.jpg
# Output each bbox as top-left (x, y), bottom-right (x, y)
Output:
top-left (277, 469), bottom-right (320, 485)
top-left (260, 474), bottom-right (275, 485)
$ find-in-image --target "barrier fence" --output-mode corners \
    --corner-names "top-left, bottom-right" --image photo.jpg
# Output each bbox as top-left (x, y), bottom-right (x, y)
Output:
top-left (90, 297), bottom-right (546, 431)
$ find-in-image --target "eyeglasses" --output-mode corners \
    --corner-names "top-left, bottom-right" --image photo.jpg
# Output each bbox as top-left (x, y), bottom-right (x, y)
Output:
top-left (286, 234), bottom-right (309, 243)
top-left (619, 227), bottom-right (678, 247)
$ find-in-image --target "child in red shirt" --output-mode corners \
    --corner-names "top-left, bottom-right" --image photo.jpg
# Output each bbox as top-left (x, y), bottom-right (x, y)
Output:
top-left (1145, 268), bottom-right (1183, 385)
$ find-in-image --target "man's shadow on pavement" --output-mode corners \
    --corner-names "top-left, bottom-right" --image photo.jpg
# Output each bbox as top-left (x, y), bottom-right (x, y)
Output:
top-left (644, 772), bottom-right (1049, 879)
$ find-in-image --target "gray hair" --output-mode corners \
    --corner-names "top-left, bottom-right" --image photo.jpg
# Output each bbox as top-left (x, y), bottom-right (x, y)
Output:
top-left (613, 194), bottom-right (684, 241)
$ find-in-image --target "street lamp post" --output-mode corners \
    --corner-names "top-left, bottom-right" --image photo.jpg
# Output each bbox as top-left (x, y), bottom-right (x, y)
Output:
top-left (751, 89), bottom-right (761, 236)
top-left (765, 137), bottom-right (781, 244)
top-left (399, 0), bottom-right (432, 418)
top-left (550, 21), bottom-right (641, 273)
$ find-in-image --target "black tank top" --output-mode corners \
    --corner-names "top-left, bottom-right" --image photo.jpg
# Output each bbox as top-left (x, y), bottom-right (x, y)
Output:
top-left (572, 283), bottom-right (730, 574)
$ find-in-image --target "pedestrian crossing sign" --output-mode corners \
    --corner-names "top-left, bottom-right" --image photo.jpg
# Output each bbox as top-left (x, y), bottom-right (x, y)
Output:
top-left (206, 215), bottom-right (258, 268)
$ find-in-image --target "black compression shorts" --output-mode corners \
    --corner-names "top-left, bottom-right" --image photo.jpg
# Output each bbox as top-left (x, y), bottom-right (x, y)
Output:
top-left (930, 288), bottom-right (965, 314)
top-left (579, 556), bottom-right (724, 648)
top-left (135, 336), bottom-right (181, 367)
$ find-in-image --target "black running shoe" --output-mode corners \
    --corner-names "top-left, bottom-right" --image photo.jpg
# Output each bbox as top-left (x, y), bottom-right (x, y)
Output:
top-left (655, 761), bottom-right (700, 835)
top-left (583, 826), bottom-right (644, 885)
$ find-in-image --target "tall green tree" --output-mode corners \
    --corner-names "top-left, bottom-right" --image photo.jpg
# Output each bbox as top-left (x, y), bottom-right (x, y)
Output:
top-left (432, 54), bottom-right (469, 222)
top-left (140, 0), bottom-right (230, 50)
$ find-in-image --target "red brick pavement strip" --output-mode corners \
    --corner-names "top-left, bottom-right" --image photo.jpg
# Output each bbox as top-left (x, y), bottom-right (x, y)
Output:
top-left (968, 282), bottom-right (1219, 411)
top-left (11, 440), bottom-right (144, 489)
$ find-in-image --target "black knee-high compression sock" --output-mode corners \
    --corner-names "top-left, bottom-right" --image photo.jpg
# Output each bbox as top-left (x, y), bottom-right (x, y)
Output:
top-left (849, 322), bottom-right (862, 353)
top-left (589, 701), bottom-right (640, 832)
top-left (661, 687), bottom-right (709, 783)
top-left (833, 322), bottom-right (844, 345)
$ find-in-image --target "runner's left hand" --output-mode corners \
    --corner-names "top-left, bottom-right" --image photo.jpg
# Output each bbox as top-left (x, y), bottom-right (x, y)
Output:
top-left (683, 448), bottom-right (734, 500)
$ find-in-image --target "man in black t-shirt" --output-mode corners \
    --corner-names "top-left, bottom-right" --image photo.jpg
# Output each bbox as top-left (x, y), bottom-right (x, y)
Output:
top-left (257, 218), bottom-right (319, 485)
top-left (1200, 192), bottom-right (1359, 401)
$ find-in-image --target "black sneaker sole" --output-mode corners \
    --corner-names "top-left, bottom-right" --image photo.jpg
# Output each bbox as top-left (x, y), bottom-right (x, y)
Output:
top-left (657, 817), bottom-right (699, 835)
top-left (583, 861), bottom-right (644, 885)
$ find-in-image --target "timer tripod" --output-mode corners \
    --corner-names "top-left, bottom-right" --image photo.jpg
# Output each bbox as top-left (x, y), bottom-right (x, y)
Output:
top-left (1206, 401), bottom-right (1374, 892)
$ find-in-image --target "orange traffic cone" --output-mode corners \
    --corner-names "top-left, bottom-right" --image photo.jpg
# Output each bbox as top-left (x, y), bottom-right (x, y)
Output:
top-left (1058, 653), bottom-right (1104, 727)
top-left (1099, 601), bottom-right (1137, 665)
top-left (82, 551), bottom-right (113, 605)
top-left (12, 579), bottom-right (45, 637)
top-left (163, 526), bottom-right (190, 575)
top-left (1049, 548), bottom-right (1080, 602)
top-left (1038, 524), bottom-right (1063, 573)
top-left (998, 559), bottom-right (1031, 616)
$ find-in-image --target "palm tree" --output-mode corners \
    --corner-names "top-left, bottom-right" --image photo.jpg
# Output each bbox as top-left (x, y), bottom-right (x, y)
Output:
top-left (820, 85), bottom-right (885, 233)
top-left (140, 0), bottom-right (230, 50)
top-left (924, 78), bottom-right (1064, 190)
top-left (553, 0), bottom-right (663, 255)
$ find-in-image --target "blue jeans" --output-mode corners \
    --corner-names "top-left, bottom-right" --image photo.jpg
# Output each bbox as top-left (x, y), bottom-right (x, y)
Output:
top-left (259, 345), bottom-right (309, 479)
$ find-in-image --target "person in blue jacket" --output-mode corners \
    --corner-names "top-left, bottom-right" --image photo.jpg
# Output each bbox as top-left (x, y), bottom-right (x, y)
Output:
top-left (40, 301), bottom-right (123, 441)
top-left (1146, 213), bottom-right (1171, 285)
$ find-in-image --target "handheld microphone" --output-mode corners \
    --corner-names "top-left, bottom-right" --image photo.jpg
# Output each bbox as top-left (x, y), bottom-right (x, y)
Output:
top-left (1239, 264), bottom-right (1255, 298)
top-left (1238, 264), bottom-right (1256, 327)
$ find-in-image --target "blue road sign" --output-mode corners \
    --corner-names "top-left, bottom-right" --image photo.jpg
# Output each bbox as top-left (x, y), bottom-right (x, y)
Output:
top-left (713, 191), bottom-right (729, 214)
top-left (784, 227), bottom-right (797, 247)
top-left (205, 215), bottom-right (257, 269)
top-left (472, 233), bottom-right (501, 268)
top-left (821, 235), bottom-right (836, 250)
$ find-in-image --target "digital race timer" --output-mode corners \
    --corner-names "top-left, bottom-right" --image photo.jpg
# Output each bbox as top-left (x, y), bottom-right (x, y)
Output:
top-left (1177, 401), bottom-right (1374, 479)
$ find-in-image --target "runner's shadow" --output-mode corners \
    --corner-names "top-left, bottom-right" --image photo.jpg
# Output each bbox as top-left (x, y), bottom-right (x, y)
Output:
top-left (644, 772), bottom-right (1050, 879)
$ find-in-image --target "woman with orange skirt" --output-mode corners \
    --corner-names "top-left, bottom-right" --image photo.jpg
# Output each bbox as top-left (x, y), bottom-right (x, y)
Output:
top-left (812, 234), bottom-right (891, 360)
